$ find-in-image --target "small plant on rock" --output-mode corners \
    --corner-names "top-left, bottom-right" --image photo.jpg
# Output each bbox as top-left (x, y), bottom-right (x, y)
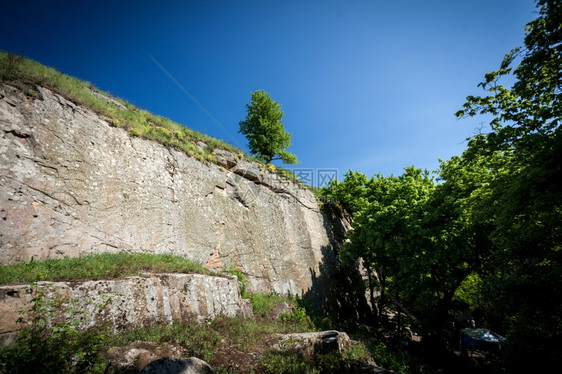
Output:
top-left (0, 283), bottom-right (111, 374)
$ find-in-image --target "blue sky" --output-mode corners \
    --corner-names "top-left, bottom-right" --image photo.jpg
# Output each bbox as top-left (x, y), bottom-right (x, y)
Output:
top-left (1, 0), bottom-right (536, 184)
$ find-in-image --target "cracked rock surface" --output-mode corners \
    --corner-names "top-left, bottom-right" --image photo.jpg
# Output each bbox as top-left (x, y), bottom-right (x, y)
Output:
top-left (0, 83), bottom-right (347, 297)
top-left (0, 273), bottom-right (252, 337)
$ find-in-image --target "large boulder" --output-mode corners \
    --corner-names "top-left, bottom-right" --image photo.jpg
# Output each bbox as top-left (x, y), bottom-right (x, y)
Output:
top-left (274, 330), bottom-right (354, 355)
top-left (138, 357), bottom-right (214, 374)
top-left (108, 342), bottom-right (215, 374)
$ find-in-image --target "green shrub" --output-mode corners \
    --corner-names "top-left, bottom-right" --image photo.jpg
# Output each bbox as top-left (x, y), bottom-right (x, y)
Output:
top-left (342, 342), bottom-right (373, 362)
top-left (370, 341), bottom-right (431, 374)
top-left (280, 306), bottom-right (314, 329)
top-left (247, 292), bottom-right (285, 318)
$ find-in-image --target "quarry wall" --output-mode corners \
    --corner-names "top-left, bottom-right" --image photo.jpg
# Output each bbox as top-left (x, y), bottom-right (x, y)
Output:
top-left (0, 83), bottom-right (348, 297)
top-left (0, 273), bottom-right (252, 341)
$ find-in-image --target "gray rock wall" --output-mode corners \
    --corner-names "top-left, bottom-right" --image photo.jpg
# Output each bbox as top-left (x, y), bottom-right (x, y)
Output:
top-left (0, 84), bottom-right (344, 296)
top-left (0, 273), bottom-right (252, 337)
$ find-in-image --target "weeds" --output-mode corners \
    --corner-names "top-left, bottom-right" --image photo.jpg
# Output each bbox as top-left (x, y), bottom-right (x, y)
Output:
top-left (256, 350), bottom-right (318, 374)
top-left (247, 292), bottom-right (288, 318)
top-left (0, 253), bottom-right (215, 285)
top-left (113, 316), bottom-right (371, 373)
top-left (0, 52), bottom-right (24, 80)
top-left (370, 341), bottom-right (431, 374)
top-left (280, 306), bottom-right (314, 328)
top-left (226, 268), bottom-right (248, 297)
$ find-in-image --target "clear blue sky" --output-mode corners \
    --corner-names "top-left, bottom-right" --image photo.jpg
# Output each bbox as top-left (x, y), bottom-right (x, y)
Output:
top-left (1, 0), bottom-right (536, 184)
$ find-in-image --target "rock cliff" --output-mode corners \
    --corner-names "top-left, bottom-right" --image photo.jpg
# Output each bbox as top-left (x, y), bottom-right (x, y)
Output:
top-left (0, 83), bottom-right (347, 297)
top-left (0, 273), bottom-right (252, 339)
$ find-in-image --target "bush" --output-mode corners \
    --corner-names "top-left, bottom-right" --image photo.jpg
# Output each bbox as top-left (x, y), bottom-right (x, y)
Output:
top-left (247, 292), bottom-right (285, 318)
top-left (0, 52), bottom-right (24, 81)
top-left (280, 306), bottom-right (314, 329)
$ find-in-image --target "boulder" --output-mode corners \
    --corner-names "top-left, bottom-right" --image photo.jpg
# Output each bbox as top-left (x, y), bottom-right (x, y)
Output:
top-left (138, 357), bottom-right (214, 374)
top-left (273, 330), bottom-right (396, 372)
top-left (108, 341), bottom-right (189, 371)
top-left (274, 330), bottom-right (353, 355)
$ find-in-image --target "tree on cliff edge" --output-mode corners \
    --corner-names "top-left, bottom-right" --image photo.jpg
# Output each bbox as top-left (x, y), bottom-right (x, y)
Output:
top-left (239, 90), bottom-right (298, 164)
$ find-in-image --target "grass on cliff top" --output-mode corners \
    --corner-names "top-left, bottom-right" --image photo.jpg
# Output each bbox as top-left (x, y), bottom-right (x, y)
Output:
top-left (0, 253), bottom-right (215, 285)
top-left (0, 51), bottom-right (305, 187)
top-left (0, 51), bottom-right (240, 164)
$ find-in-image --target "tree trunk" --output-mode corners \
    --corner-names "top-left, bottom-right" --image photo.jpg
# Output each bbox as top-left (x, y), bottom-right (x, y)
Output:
top-left (377, 266), bottom-right (386, 325)
top-left (365, 265), bottom-right (380, 327)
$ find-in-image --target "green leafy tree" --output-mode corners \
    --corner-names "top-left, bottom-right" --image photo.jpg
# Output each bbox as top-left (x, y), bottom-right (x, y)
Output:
top-left (456, 0), bottom-right (561, 369)
top-left (333, 164), bottom-right (492, 340)
top-left (324, 170), bottom-right (370, 215)
top-left (428, 147), bottom-right (501, 330)
top-left (239, 90), bottom-right (298, 164)
top-left (339, 168), bottom-right (440, 331)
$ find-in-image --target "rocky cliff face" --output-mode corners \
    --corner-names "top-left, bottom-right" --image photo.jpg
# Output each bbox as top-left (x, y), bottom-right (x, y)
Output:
top-left (0, 83), bottom-right (347, 297)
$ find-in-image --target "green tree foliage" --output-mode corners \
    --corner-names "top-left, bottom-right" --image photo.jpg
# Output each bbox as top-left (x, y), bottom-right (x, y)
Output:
top-left (324, 171), bottom-right (370, 215)
top-left (455, 0), bottom-right (561, 369)
top-left (239, 90), bottom-right (298, 164)
top-left (347, 168), bottom-right (436, 330)
top-left (337, 166), bottom-right (489, 338)
top-left (334, 168), bottom-right (474, 333)
top-left (329, 165), bottom-right (490, 334)
top-left (325, 2), bottom-right (560, 370)
top-left (429, 149), bottom-right (502, 332)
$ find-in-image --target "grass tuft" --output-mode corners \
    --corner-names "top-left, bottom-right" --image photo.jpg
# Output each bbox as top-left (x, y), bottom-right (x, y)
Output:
top-left (247, 292), bottom-right (290, 318)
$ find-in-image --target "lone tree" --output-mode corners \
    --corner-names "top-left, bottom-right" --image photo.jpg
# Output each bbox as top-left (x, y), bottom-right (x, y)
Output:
top-left (239, 90), bottom-right (298, 164)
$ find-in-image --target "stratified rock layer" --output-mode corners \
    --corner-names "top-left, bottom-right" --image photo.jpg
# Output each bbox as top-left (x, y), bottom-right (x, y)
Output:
top-left (0, 84), bottom-right (345, 296)
top-left (0, 273), bottom-right (252, 337)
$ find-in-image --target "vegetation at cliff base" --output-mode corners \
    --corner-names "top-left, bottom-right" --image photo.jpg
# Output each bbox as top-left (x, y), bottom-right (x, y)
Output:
top-left (0, 285), bottom-right (372, 374)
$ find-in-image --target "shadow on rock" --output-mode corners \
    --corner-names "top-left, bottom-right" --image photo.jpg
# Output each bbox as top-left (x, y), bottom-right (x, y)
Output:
top-left (303, 204), bottom-right (374, 328)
